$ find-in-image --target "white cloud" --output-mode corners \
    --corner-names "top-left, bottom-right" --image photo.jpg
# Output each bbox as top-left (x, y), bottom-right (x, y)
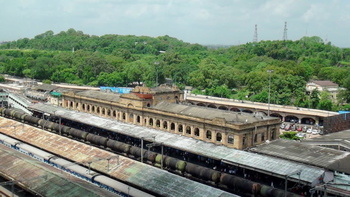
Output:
top-left (302, 3), bottom-right (328, 23)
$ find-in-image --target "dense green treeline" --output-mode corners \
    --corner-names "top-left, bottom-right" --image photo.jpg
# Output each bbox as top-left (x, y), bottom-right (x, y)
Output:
top-left (1, 28), bottom-right (350, 111)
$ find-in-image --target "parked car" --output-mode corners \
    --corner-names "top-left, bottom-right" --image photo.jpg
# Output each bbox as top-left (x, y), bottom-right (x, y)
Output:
top-left (280, 123), bottom-right (286, 129)
top-left (291, 124), bottom-right (296, 131)
top-left (284, 124), bottom-right (291, 131)
top-left (297, 126), bottom-right (302, 131)
top-left (312, 130), bottom-right (319, 135)
top-left (307, 128), bottom-right (313, 134)
top-left (296, 132), bottom-right (306, 138)
top-left (302, 126), bottom-right (307, 132)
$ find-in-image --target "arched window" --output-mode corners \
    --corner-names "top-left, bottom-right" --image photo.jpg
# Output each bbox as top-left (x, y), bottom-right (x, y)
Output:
top-left (97, 107), bottom-right (100, 114)
top-left (163, 121), bottom-right (168, 129)
top-left (261, 133), bottom-right (265, 141)
top-left (87, 105), bottom-right (90, 111)
top-left (197, 103), bottom-right (206, 107)
top-left (170, 123), bottom-right (175, 131)
top-left (216, 133), bottom-right (222, 142)
top-left (186, 126), bottom-right (191, 134)
top-left (206, 130), bottom-right (212, 139)
top-left (228, 135), bottom-right (234, 144)
top-left (122, 112), bottom-right (126, 120)
top-left (82, 104), bottom-right (86, 111)
top-left (208, 104), bottom-right (217, 109)
top-left (178, 124), bottom-right (183, 133)
top-left (113, 110), bottom-right (117, 118)
top-left (218, 106), bottom-right (228, 110)
top-left (137, 116), bottom-right (141, 123)
top-left (156, 120), bottom-right (160, 127)
top-left (149, 118), bottom-right (153, 126)
top-left (254, 134), bottom-right (258, 143)
top-left (129, 113), bottom-right (134, 122)
top-left (271, 128), bottom-right (276, 140)
top-left (194, 128), bottom-right (200, 136)
top-left (92, 106), bottom-right (95, 113)
top-left (102, 108), bottom-right (105, 115)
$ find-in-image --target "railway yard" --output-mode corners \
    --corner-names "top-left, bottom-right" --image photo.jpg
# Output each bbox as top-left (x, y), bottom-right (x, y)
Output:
top-left (0, 105), bottom-right (335, 197)
top-left (0, 79), bottom-right (349, 197)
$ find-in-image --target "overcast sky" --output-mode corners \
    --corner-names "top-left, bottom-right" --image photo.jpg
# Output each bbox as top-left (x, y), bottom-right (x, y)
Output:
top-left (1, 0), bottom-right (350, 47)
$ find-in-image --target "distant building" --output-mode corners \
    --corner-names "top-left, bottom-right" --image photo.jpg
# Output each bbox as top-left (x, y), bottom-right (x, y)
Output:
top-left (306, 80), bottom-right (344, 102)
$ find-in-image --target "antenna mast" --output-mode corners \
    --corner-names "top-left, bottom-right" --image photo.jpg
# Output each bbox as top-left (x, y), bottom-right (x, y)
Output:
top-left (253, 24), bottom-right (258, 42)
top-left (283, 22), bottom-right (288, 41)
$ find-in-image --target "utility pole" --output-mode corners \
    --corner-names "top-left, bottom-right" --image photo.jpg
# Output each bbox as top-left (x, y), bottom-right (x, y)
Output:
top-left (284, 169), bottom-right (302, 197)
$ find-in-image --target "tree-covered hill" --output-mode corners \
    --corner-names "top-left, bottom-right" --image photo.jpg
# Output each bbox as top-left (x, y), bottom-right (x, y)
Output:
top-left (1, 28), bottom-right (350, 111)
top-left (0, 28), bottom-right (206, 55)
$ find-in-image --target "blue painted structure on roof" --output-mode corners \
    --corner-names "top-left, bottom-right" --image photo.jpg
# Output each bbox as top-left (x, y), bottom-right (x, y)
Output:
top-left (100, 87), bottom-right (132, 94)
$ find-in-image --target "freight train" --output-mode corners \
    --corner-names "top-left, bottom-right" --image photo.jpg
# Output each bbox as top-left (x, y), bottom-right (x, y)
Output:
top-left (0, 132), bottom-right (154, 197)
top-left (0, 108), bottom-right (302, 197)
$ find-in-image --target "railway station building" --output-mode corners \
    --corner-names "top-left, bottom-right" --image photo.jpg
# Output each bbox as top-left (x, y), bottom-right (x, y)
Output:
top-left (61, 84), bottom-right (281, 149)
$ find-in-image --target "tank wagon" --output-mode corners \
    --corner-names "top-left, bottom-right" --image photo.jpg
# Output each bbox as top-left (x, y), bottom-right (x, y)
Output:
top-left (0, 108), bottom-right (301, 197)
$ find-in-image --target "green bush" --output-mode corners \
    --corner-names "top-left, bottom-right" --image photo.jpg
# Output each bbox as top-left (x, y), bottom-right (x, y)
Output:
top-left (280, 131), bottom-right (300, 140)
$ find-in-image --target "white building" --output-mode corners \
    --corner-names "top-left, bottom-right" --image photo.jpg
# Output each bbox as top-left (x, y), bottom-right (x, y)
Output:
top-left (306, 80), bottom-right (344, 102)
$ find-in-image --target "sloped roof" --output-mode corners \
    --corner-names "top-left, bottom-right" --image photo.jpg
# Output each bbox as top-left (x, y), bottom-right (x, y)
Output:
top-left (29, 103), bottom-right (325, 185)
top-left (0, 144), bottom-right (117, 197)
top-left (120, 93), bottom-right (145, 100)
top-left (32, 84), bottom-right (58, 91)
top-left (75, 90), bottom-right (121, 102)
top-left (0, 117), bottom-right (238, 197)
top-left (250, 139), bottom-right (350, 174)
top-left (310, 80), bottom-right (338, 87)
top-left (151, 102), bottom-right (273, 124)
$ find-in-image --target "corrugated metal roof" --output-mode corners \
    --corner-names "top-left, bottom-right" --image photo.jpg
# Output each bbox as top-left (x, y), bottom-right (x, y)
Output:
top-left (250, 139), bottom-right (350, 173)
top-left (29, 103), bottom-right (326, 184)
top-left (0, 144), bottom-right (119, 197)
top-left (0, 117), bottom-right (238, 197)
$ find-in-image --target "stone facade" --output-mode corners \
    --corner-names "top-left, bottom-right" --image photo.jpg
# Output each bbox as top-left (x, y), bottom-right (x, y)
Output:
top-left (61, 85), bottom-right (280, 150)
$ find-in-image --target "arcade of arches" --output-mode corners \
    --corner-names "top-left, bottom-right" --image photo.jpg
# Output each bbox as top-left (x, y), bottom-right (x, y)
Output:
top-left (189, 102), bottom-right (324, 126)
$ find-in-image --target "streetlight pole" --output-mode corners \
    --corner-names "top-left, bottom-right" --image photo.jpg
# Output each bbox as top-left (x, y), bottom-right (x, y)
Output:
top-left (141, 137), bottom-right (144, 163)
top-left (267, 70), bottom-right (274, 116)
top-left (154, 61), bottom-right (159, 86)
top-left (284, 169), bottom-right (302, 197)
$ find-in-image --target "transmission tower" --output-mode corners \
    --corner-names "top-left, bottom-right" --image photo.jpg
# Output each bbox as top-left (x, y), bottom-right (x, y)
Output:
top-left (283, 21), bottom-right (288, 41)
top-left (253, 24), bottom-right (258, 42)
